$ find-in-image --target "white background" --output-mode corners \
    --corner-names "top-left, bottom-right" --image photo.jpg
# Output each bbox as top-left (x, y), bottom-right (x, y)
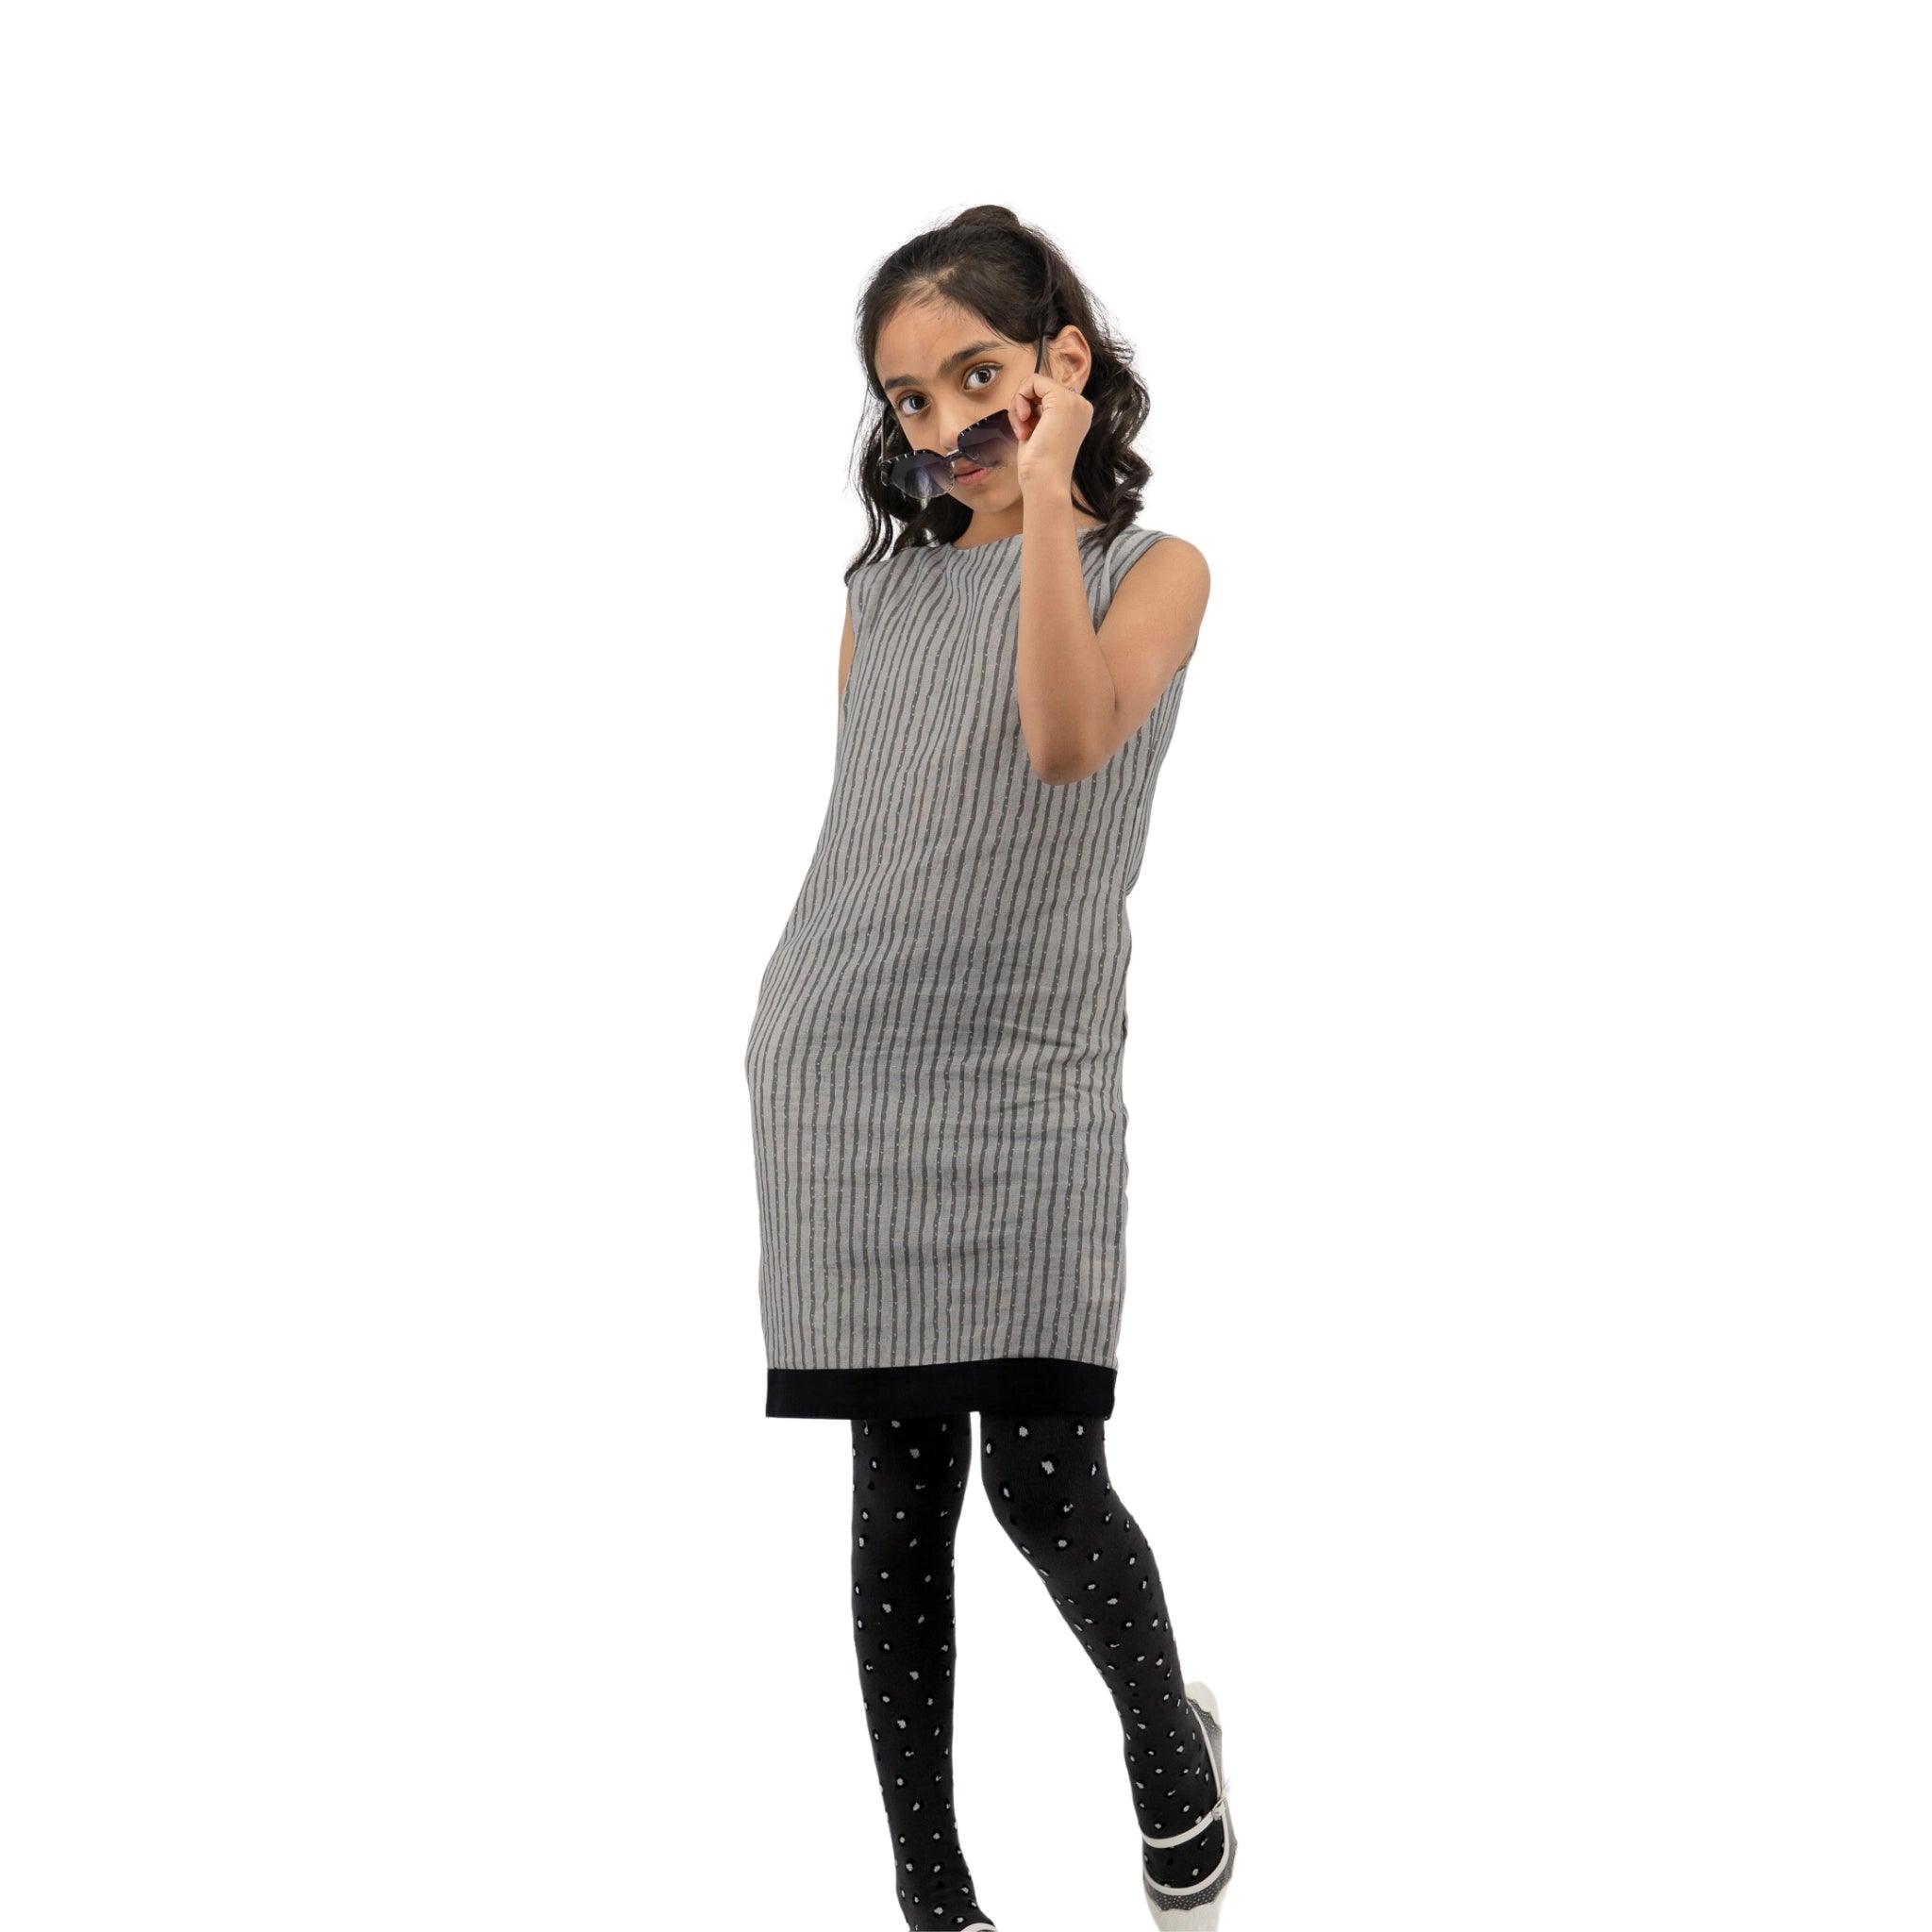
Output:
top-left (4, 5), bottom-right (1926, 1928)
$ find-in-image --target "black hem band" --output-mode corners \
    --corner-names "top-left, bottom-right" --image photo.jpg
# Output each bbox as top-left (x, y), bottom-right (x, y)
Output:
top-left (766, 1356), bottom-right (1117, 1420)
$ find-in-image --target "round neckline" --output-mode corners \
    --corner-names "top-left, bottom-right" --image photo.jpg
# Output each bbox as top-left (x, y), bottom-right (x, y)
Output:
top-left (944, 524), bottom-right (1110, 554)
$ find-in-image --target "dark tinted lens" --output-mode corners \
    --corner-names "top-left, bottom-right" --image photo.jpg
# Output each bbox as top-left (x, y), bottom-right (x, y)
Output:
top-left (957, 409), bottom-right (1018, 466)
top-left (883, 449), bottom-right (952, 502)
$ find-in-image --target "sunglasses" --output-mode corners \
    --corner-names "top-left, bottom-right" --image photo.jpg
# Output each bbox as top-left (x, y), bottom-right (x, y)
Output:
top-left (876, 336), bottom-right (1047, 506)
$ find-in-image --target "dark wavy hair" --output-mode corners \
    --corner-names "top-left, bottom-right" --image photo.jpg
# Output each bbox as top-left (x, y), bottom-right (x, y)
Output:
top-left (846, 205), bottom-right (1153, 588)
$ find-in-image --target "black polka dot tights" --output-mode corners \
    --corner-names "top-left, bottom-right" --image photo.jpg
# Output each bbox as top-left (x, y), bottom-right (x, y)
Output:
top-left (850, 1411), bottom-right (1224, 1930)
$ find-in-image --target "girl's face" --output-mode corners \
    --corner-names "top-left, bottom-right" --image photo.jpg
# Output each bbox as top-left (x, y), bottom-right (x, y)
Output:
top-left (874, 304), bottom-right (1043, 514)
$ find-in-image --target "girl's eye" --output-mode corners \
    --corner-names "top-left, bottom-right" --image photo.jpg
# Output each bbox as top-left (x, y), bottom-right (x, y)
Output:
top-left (897, 363), bottom-right (1002, 417)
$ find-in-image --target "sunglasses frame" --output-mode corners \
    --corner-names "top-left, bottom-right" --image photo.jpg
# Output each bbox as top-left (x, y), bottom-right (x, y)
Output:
top-left (875, 334), bottom-right (1049, 503)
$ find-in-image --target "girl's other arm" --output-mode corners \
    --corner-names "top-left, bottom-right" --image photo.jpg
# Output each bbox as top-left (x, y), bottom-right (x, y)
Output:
top-left (837, 593), bottom-right (857, 713)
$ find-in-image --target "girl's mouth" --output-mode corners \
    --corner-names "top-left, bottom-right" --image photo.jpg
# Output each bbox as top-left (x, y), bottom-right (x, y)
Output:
top-left (954, 461), bottom-right (989, 485)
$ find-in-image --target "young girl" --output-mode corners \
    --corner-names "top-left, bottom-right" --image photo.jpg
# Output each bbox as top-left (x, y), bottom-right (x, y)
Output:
top-left (743, 206), bottom-right (1234, 1930)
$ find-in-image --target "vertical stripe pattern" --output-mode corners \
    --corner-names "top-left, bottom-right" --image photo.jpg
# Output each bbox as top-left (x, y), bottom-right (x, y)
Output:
top-left (744, 525), bottom-right (1192, 1399)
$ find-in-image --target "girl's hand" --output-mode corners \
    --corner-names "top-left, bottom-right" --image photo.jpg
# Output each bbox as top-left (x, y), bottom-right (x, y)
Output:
top-left (1008, 369), bottom-right (1093, 502)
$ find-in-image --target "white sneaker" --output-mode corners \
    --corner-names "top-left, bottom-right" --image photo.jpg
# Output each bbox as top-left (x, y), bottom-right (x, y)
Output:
top-left (1141, 1680), bottom-right (1238, 1926)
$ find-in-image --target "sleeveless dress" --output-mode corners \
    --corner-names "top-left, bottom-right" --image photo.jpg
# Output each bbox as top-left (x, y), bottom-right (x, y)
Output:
top-left (744, 523), bottom-right (1195, 1420)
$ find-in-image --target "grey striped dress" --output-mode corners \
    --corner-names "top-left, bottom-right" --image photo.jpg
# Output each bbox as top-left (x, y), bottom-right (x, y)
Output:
top-left (744, 523), bottom-right (1195, 1420)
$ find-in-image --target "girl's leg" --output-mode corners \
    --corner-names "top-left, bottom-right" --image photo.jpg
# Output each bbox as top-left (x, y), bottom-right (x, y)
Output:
top-left (851, 1414), bottom-right (994, 1931)
top-left (977, 1410), bottom-right (1227, 1896)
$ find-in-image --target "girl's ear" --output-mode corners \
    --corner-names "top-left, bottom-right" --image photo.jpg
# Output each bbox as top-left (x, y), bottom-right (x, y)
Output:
top-left (1045, 325), bottom-right (1094, 395)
